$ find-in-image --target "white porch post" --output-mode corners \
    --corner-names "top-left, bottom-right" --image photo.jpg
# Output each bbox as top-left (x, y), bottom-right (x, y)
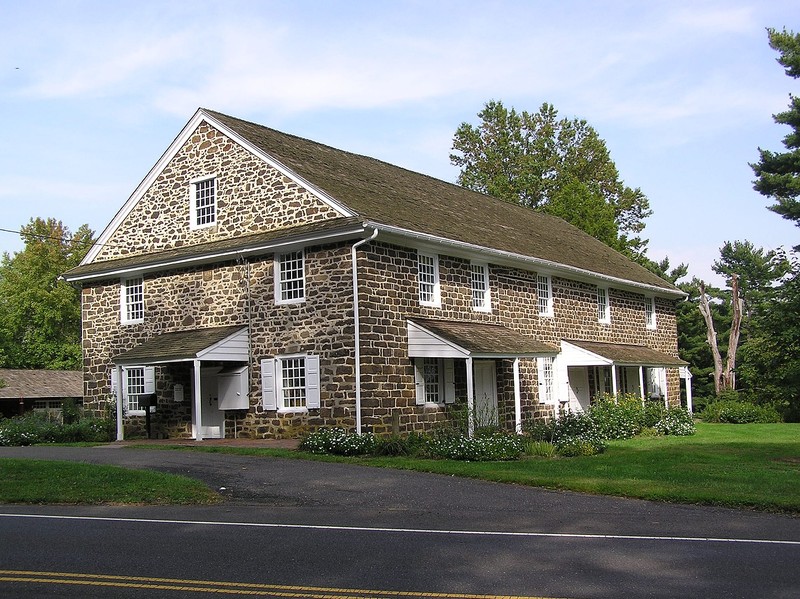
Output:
top-left (638, 366), bottom-right (646, 403)
top-left (466, 357), bottom-right (474, 437)
top-left (513, 358), bottom-right (522, 434)
top-left (684, 368), bottom-right (694, 414)
top-left (611, 365), bottom-right (619, 396)
top-left (193, 359), bottom-right (203, 441)
top-left (115, 366), bottom-right (124, 441)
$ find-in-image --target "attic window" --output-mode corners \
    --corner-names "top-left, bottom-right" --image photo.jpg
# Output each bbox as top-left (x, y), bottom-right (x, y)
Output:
top-left (190, 176), bottom-right (216, 229)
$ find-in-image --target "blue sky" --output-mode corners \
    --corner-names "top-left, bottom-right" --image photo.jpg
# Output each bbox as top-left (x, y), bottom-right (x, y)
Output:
top-left (1, 0), bottom-right (797, 284)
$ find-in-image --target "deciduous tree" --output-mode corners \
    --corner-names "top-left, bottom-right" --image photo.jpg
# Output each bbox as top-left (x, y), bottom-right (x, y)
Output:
top-left (0, 218), bottom-right (94, 370)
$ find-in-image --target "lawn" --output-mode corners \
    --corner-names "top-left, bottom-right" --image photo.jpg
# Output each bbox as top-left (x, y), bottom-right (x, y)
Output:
top-left (0, 459), bottom-right (219, 504)
top-left (1, 423), bottom-right (797, 511)
top-left (159, 422), bottom-right (800, 513)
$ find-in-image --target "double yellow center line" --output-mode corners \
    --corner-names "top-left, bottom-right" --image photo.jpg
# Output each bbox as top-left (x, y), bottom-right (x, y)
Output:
top-left (0, 570), bottom-right (562, 598)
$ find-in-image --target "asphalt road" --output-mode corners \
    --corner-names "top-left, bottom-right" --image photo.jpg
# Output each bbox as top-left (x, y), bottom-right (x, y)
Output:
top-left (1, 445), bottom-right (799, 598)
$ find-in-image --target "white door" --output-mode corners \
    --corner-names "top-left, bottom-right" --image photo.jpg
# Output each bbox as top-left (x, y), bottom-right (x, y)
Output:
top-left (568, 366), bottom-right (590, 412)
top-left (192, 368), bottom-right (224, 439)
top-left (473, 360), bottom-right (498, 428)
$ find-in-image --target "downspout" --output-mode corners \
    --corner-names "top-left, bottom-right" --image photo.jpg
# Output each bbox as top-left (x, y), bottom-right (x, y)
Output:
top-left (351, 228), bottom-right (379, 435)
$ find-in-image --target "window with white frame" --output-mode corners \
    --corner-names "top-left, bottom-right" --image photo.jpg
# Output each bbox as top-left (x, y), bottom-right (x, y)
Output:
top-left (121, 277), bottom-right (144, 324)
top-left (537, 274), bottom-right (553, 317)
top-left (645, 297), bottom-right (657, 329)
top-left (275, 250), bottom-right (305, 303)
top-left (597, 286), bottom-right (611, 324)
top-left (537, 356), bottom-right (555, 404)
top-left (470, 262), bottom-right (491, 311)
top-left (190, 176), bottom-right (216, 229)
top-left (123, 366), bottom-right (154, 413)
top-left (418, 252), bottom-right (440, 306)
top-left (261, 355), bottom-right (320, 411)
top-left (414, 358), bottom-right (455, 405)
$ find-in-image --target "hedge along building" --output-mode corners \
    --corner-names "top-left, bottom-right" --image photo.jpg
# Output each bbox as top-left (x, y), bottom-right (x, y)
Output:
top-left (64, 109), bottom-right (688, 441)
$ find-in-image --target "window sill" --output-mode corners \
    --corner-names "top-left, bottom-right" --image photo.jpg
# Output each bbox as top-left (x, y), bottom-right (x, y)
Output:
top-left (277, 408), bottom-right (309, 415)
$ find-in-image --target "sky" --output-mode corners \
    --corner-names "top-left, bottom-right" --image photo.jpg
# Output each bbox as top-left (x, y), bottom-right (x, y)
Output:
top-left (1, 0), bottom-right (797, 285)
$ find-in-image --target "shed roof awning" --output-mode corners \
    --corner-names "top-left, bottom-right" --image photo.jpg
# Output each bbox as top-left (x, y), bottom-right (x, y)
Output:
top-left (408, 318), bottom-right (558, 359)
top-left (562, 339), bottom-right (687, 367)
top-left (113, 326), bottom-right (249, 365)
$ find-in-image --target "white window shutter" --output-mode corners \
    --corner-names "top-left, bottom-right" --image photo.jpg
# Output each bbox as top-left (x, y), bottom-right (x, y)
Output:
top-left (443, 359), bottom-right (455, 404)
top-left (306, 355), bottom-right (321, 409)
top-left (144, 366), bottom-right (155, 394)
top-left (414, 359), bottom-right (425, 405)
top-left (261, 359), bottom-right (277, 410)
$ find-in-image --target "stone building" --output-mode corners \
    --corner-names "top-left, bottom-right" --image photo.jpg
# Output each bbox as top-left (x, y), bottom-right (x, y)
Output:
top-left (64, 109), bottom-right (688, 440)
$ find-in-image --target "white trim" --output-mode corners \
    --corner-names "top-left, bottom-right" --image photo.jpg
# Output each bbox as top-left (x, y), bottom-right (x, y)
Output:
top-left (274, 249), bottom-right (306, 305)
top-left (81, 109), bottom-right (353, 266)
top-left (537, 274), bottom-right (553, 317)
top-left (189, 175), bottom-right (217, 230)
top-left (470, 261), bottom-right (491, 312)
top-left (645, 296), bottom-right (657, 329)
top-left (597, 286), bottom-right (611, 324)
top-left (67, 225), bottom-right (366, 283)
top-left (120, 277), bottom-right (144, 325)
top-left (365, 222), bottom-right (687, 299)
top-left (417, 251), bottom-right (441, 307)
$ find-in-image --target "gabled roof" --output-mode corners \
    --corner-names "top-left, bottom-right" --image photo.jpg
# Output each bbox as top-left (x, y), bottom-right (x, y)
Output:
top-left (563, 340), bottom-right (686, 367)
top-left (113, 326), bottom-right (248, 365)
top-left (408, 318), bottom-right (558, 358)
top-left (205, 110), bottom-right (681, 296)
top-left (0, 369), bottom-right (83, 399)
top-left (77, 108), bottom-right (682, 296)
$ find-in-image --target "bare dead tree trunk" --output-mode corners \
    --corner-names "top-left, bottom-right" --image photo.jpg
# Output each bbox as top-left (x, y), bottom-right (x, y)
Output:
top-left (725, 274), bottom-right (744, 392)
top-left (699, 281), bottom-right (724, 395)
top-left (698, 278), bottom-right (744, 396)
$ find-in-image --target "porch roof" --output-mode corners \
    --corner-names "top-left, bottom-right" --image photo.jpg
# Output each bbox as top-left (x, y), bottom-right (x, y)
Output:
top-left (113, 326), bottom-right (248, 365)
top-left (563, 339), bottom-right (687, 367)
top-left (408, 318), bottom-right (558, 358)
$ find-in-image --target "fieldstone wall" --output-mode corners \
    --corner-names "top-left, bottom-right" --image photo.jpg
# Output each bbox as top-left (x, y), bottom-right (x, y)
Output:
top-left (94, 122), bottom-right (342, 262)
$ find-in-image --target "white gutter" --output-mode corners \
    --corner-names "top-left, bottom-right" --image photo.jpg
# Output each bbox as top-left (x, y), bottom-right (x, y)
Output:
top-left (364, 221), bottom-right (686, 299)
top-left (351, 228), bottom-right (379, 435)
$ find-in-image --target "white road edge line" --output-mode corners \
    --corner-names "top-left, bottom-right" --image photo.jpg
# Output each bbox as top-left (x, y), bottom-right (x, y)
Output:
top-left (1, 513), bottom-right (798, 546)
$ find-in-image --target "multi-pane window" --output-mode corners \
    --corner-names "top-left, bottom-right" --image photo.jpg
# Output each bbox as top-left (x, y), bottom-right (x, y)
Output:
top-left (418, 252), bottom-right (440, 306)
top-left (470, 262), bottom-right (491, 311)
top-left (597, 287), bottom-right (611, 323)
top-left (281, 357), bottom-right (307, 408)
top-left (121, 277), bottom-right (144, 324)
top-left (537, 274), bottom-right (553, 316)
top-left (422, 358), bottom-right (441, 404)
top-left (276, 250), bottom-right (305, 303)
top-left (538, 356), bottom-right (555, 404)
top-left (190, 177), bottom-right (216, 228)
top-left (126, 367), bottom-right (145, 412)
top-left (645, 297), bottom-right (657, 329)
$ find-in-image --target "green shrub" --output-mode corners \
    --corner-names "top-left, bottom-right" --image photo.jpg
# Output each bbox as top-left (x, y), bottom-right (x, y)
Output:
top-left (701, 400), bottom-right (782, 424)
top-left (588, 393), bottom-right (646, 439)
top-left (298, 428), bottom-right (376, 456)
top-left (61, 398), bottom-right (80, 425)
top-left (523, 439), bottom-right (556, 458)
top-left (555, 439), bottom-right (604, 457)
top-left (372, 433), bottom-right (427, 457)
top-left (0, 412), bottom-right (115, 446)
top-left (655, 407), bottom-right (696, 436)
top-left (423, 432), bottom-right (524, 461)
top-left (552, 411), bottom-right (606, 455)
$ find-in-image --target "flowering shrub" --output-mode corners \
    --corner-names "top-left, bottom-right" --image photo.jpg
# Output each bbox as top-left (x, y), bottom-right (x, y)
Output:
top-left (423, 432), bottom-right (524, 461)
top-left (655, 407), bottom-right (696, 436)
top-left (588, 394), bottom-right (647, 439)
top-left (298, 428), bottom-right (377, 456)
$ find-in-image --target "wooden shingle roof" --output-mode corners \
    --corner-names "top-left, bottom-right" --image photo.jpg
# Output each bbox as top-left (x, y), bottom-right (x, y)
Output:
top-left (564, 340), bottom-right (686, 366)
top-left (0, 369), bottom-right (83, 399)
top-left (206, 110), bottom-right (679, 294)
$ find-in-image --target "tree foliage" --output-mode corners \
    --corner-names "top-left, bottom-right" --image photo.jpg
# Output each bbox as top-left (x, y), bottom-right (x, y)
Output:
top-left (0, 218), bottom-right (94, 370)
top-left (450, 101), bottom-right (652, 258)
top-left (751, 28), bottom-right (800, 230)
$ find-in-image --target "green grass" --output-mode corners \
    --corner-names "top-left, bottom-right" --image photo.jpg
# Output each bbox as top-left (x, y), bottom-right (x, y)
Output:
top-left (153, 423), bottom-right (800, 513)
top-left (0, 459), bottom-right (220, 505)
